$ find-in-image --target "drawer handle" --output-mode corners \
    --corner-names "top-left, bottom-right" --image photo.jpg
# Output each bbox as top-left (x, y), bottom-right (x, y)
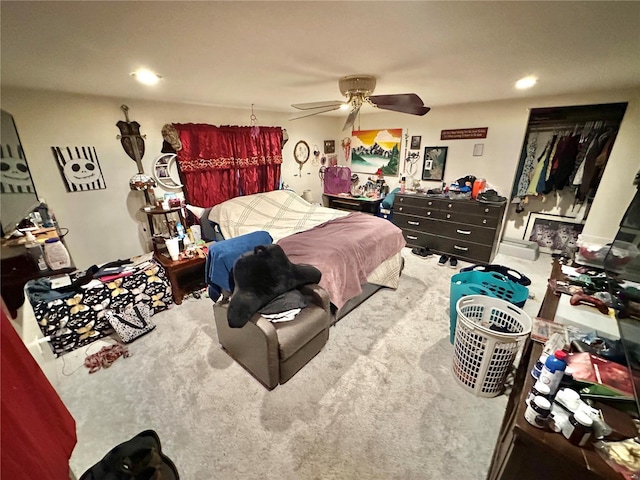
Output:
top-left (446, 214), bottom-right (451, 219)
top-left (408, 221), bottom-right (420, 226)
top-left (407, 235), bottom-right (418, 240)
top-left (448, 203), bottom-right (453, 208)
top-left (399, 198), bottom-right (405, 202)
top-left (454, 245), bottom-right (469, 251)
top-left (427, 211), bottom-right (432, 216)
top-left (398, 207), bottom-right (404, 212)
top-left (428, 201), bottom-right (433, 206)
top-left (482, 219), bottom-right (487, 224)
top-left (484, 208), bottom-right (489, 213)
top-left (456, 229), bottom-right (471, 235)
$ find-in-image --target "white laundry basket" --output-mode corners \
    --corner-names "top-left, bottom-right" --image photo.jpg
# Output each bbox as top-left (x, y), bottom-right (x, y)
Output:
top-left (452, 295), bottom-right (532, 397)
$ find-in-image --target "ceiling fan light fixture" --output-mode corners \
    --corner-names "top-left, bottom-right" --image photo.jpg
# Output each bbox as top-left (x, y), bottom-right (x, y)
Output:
top-left (339, 75), bottom-right (377, 97)
top-left (131, 69), bottom-right (162, 86)
top-left (515, 75), bottom-right (537, 90)
top-left (340, 103), bottom-right (350, 111)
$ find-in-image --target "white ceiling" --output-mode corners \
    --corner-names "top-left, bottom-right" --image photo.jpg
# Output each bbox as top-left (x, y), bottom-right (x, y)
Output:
top-left (2, 1), bottom-right (639, 116)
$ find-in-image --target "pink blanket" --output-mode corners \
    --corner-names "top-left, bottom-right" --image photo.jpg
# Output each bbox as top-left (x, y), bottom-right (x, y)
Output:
top-left (277, 213), bottom-right (406, 309)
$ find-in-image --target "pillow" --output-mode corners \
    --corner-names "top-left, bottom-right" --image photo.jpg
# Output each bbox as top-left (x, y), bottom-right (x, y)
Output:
top-left (227, 244), bottom-right (321, 328)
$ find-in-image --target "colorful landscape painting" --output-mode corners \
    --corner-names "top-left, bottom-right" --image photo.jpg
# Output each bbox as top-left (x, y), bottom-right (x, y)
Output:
top-left (351, 129), bottom-right (402, 175)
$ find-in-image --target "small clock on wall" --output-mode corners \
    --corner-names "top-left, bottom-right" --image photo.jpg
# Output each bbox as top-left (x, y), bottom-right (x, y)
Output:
top-left (294, 140), bottom-right (310, 174)
top-left (153, 153), bottom-right (183, 190)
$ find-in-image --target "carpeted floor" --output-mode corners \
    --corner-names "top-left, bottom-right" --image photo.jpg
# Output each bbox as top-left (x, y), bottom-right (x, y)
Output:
top-left (56, 248), bottom-right (552, 479)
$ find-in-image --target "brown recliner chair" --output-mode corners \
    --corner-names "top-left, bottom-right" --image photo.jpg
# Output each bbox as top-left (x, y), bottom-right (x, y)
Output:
top-left (213, 284), bottom-right (331, 390)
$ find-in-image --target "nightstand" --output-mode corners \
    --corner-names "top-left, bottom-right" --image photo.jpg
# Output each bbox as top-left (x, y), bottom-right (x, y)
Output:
top-left (154, 252), bottom-right (206, 305)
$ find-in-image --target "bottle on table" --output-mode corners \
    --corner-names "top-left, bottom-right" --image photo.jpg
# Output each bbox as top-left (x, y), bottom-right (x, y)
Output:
top-left (25, 232), bottom-right (48, 272)
top-left (43, 237), bottom-right (71, 270)
top-left (538, 349), bottom-right (568, 396)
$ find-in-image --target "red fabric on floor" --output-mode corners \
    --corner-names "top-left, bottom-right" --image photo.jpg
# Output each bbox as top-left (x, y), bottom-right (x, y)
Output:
top-left (1, 305), bottom-right (77, 480)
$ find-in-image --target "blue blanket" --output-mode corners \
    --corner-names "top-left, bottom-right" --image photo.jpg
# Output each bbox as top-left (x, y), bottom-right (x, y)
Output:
top-left (205, 230), bottom-right (273, 299)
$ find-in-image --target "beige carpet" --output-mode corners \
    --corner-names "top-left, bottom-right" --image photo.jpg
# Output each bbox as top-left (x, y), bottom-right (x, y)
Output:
top-left (55, 248), bottom-right (551, 479)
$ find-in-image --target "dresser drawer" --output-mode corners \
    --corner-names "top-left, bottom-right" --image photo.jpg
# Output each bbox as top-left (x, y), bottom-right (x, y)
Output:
top-left (439, 221), bottom-right (496, 246)
top-left (438, 238), bottom-right (493, 263)
top-left (394, 203), bottom-right (443, 220)
top-left (439, 210), bottom-right (500, 228)
top-left (400, 229), bottom-right (435, 248)
top-left (393, 213), bottom-right (439, 233)
top-left (438, 200), bottom-right (503, 217)
top-left (395, 194), bottom-right (447, 209)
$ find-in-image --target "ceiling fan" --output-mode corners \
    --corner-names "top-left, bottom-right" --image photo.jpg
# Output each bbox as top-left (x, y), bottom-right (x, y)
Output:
top-left (290, 74), bottom-right (430, 131)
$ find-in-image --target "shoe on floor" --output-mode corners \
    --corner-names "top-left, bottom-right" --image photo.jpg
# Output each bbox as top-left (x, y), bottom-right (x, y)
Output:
top-left (449, 256), bottom-right (458, 269)
top-left (411, 246), bottom-right (432, 258)
top-left (438, 255), bottom-right (448, 266)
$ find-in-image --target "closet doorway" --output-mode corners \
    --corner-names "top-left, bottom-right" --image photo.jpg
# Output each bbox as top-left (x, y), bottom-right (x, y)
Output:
top-left (508, 102), bottom-right (628, 255)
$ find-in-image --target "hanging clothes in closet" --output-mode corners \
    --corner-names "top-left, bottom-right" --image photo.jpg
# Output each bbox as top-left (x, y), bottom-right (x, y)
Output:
top-left (510, 103), bottom-right (628, 211)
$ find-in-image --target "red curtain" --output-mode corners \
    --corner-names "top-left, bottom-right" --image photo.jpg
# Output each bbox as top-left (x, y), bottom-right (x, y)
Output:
top-left (173, 124), bottom-right (282, 207)
top-left (1, 305), bottom-right (77, 479)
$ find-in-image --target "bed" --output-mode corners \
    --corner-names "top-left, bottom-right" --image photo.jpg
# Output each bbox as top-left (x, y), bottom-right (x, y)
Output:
top-left (208, 189), bottom-right (406, 319)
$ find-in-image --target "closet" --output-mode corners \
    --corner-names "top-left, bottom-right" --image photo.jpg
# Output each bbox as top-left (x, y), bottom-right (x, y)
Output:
top-left (508, 103), bottom-right (628, 253)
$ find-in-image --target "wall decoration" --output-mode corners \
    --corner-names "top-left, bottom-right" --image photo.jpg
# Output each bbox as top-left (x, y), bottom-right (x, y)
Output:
top-left (473, 144), bottom-right (484, 156)
top-left (421, 146), bottom-right (448, 181)
top-left (351, 129), bottom-right (402, 175)
top-left (153, 153), bottom-right (183, 190)
top-left (324, 140), bottom-right (335, 154)
top-left (524, 213), bottom-right (584, 254)
top-left (441, 127), bottom-right (488, 140)
top-left (52, 146), bottom-right (106, 192)
top-left (410, 135), bottom-right (422, 150)
top-left (0, 145), bottom-right (33, 194)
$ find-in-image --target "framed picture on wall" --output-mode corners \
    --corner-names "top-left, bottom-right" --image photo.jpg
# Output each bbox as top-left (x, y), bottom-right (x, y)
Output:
top-left (421, 146), bottom-right (447, 181)
top-left (410, 135), bottom-right (422, 150)
top-left (324, 140), bottom-right (335, 154)
top-left (524, 213), bottom-right (584, 254)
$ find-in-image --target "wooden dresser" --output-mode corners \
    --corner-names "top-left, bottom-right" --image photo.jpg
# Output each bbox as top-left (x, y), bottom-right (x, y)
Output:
top-left (392, 193), bottom-right (506, 263)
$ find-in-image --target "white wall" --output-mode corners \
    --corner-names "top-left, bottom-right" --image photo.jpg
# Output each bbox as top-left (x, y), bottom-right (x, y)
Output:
top-left (355, 88), bottom-right (640, 243)
top-left (2, 86), bottom-right (638, 269)
top-left (1, 88), bottom-right (338, 268)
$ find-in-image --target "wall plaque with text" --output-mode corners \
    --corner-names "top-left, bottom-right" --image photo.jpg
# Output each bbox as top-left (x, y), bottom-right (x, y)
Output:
top-left (440, 127), bottom-right (488, 140)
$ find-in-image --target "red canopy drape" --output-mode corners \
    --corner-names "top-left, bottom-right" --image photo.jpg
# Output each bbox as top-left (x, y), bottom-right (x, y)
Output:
top-left (173, 124), bottom-right (282, 207)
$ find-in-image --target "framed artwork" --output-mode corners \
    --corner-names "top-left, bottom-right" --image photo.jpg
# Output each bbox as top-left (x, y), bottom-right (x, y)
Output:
top-left (410, 135), bottom-right (421, 150)
top-left (324, 140), bottom-right (335, 154)
top-left (524, 213), bottom-right (584, 254)
top-left (421, 146), bottom-right (448, 181)
top-left (351, 129), bottom-right (402, 175)
top-left (52, 146), bottom-right (106, 192)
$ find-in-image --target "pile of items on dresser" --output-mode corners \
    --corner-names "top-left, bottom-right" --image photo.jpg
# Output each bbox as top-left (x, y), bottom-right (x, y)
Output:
top-left (528, 261), bottom-right (640, 477)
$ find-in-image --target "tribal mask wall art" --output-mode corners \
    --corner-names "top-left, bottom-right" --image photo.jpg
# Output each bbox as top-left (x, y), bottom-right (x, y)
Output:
top-left (52, 146), bottom-right (106, 192)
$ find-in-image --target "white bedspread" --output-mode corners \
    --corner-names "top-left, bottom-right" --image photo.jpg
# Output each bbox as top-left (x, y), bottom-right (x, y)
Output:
top-left (208, 190), bottom-right (348, 242)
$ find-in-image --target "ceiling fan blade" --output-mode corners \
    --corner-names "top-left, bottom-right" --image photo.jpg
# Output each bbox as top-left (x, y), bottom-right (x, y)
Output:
top-left (374, 103), bottom-right (431, 116)
top-left (289, 104), bottom-right (341, 121)
top-left (369, 93), bottom-right (431, 116)
top-left (342, 104), bottom-right (361, 131)
top-left (291, 100), bottom-right (344, 110)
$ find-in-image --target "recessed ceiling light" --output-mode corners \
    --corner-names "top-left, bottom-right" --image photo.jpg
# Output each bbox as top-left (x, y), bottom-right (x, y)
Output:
top-left (131, 69), bottom-right (162, 86)
top-left (515, 76), bottom-right (537, 90)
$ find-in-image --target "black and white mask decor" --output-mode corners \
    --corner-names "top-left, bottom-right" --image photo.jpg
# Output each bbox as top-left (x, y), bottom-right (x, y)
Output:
top-left (52, 146), bottom-right (106, 192)
top-left (0, 144), bottom-right (33, 194)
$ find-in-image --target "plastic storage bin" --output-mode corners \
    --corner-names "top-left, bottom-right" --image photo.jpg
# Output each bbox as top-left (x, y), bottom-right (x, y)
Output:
top-left (575, 234), bottom-right (639, 269)
top-left (449, 270), bottom-right (529, 343)
top-left (452, 295), bottom-right (532, 397)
